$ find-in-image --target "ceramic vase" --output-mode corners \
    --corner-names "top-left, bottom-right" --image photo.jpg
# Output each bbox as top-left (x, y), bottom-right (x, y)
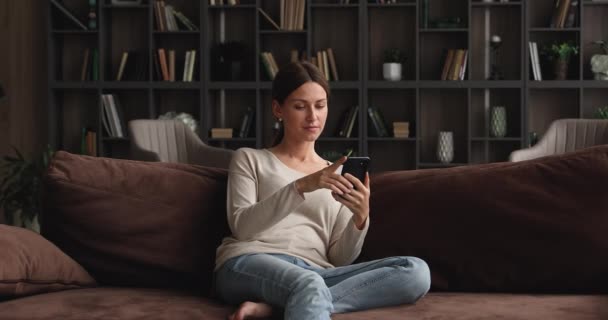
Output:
top-left (437, 131), bottom-right (454, 164)
top-left (490, 106), bottom-right (507, 138)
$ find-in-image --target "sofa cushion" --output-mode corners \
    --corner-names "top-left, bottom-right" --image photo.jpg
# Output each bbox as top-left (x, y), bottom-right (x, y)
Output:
top-left (40, 151), bottom-right (230, 293)
top-left (361, 145), bottom-right (608, 293)
top-left (0, 225), bottom-right (96, 298)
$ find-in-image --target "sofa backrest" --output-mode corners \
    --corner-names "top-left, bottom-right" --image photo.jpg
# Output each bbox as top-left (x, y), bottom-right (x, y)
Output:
top-left (42, 146), bottom-right (608, 294)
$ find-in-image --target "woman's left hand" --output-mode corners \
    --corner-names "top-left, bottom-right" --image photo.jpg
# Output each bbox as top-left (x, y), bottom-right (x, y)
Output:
top-left (332, 172), bottom-right (370, 230)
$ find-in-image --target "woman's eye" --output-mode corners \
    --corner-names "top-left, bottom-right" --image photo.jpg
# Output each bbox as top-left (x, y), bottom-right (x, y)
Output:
top-left (316, 105), bottom-right (326, 109)
top-left (295, 105), bottom-right (304, 110)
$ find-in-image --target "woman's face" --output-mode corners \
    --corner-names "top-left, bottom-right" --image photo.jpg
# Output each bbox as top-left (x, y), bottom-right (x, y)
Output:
top-left (273, 81), bottom-right (328, 143)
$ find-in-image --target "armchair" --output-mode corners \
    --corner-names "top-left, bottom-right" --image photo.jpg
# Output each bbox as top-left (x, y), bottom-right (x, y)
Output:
top-left (128, 119), bottom-right (234, 169)
top-left (509, 119), bottom-right (608, 162)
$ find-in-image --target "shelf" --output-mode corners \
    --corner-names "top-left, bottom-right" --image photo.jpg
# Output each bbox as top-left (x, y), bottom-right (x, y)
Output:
top-left (367, 81), bottom-right (418, 89)
top-left (581, 81), bottom-right (608, 88)
top-left (208, 82), bottom-right (258, 90)
top-left (102, 4), bottom-right (149, 9)
top-left (583, 1), bottom-right (608, 6)
top-left (471, 137), bottom-right (522, 141)
top-left (367, 137), bottom-right (416, 142)
top-left (208, 4), bottom-right (256, 9)
top-left (528, 81), bottom-right (583, 88)
top-left (51, 82), bottom-right (100, 89)
top-left (52, 30), bottom-right (98, 35)
top-left (259, 30), bottom-right (307, 35)
top-left (367, 3), bottom-right (416, 8)
top-left (311, 4), bottom-right (359, 9)
top-left (153, 31), bottom-right (200, 35)
top-left (471, 2), bottom-right (522, 7)
top-left (529, 28), bottom-right (581, 32)
top-left (152, 82), bottom-right (201, 90)
top-left (420, 28), bottom-right (469, 33)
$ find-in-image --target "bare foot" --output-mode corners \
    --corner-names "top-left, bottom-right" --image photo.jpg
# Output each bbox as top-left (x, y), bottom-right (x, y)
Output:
top-left (228, 301), bottom-right (273, 320)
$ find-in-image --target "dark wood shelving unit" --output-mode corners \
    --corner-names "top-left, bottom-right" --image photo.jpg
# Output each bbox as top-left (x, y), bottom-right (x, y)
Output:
top-left (48, 0), bottom-right (608, 172)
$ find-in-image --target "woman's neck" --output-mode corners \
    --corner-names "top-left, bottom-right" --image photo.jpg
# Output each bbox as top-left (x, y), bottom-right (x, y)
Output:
top-left (271, 141), bottom-right (318, 163)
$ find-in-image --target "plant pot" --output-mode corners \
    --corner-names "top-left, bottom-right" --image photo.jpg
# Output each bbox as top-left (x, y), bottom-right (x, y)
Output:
top-left (383, 63), bottom-right (402, 81)
top-left (554, 58), bottom-right (569, 80)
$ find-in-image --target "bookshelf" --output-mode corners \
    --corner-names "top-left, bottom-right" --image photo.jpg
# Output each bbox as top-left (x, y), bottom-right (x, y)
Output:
top-left (48, 0), bottom-right (608, 172)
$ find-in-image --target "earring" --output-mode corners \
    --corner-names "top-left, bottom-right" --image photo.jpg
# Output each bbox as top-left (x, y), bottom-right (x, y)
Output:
top-left (278, 118), bottom-right (283, 122)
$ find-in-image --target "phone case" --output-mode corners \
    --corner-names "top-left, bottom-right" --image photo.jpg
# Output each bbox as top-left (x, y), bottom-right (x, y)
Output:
top-left (341, 157), bottom-right (370, 183)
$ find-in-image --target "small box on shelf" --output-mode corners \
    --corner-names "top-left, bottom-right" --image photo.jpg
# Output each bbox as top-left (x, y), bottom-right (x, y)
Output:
top-left (211, 128), bottom-right (234, 139)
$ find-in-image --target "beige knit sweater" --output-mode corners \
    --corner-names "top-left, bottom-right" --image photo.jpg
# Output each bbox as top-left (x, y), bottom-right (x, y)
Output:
top-left (214, 148), bottom-right (369, 271)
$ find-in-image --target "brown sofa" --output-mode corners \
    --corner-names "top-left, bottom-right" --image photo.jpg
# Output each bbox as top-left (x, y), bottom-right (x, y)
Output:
top-left (2, 146), bottom-right (608, 319)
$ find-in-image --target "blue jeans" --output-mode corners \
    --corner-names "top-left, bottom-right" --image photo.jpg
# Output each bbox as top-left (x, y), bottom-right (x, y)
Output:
top-left (213, 253), bottom-right (431, 320)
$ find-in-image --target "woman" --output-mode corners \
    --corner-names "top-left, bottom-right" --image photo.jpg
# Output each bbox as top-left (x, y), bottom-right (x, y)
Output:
top-left (214, 61), bottom-right (430, 320)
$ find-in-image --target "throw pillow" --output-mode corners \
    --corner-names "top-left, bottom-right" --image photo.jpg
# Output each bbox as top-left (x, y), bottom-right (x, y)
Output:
top-left (40, 151), bottom-right (230, 294)
top-left (0, 224), bottom-right (97, 298)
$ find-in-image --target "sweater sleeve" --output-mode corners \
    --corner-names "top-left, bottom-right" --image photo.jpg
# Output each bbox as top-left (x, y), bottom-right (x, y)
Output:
top-left (226, 149), bottom-right (306, 241)
top-left (327, 205), bottom-right (370, 267)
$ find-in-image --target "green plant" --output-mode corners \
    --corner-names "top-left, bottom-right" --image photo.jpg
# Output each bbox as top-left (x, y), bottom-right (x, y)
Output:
top-left (596, 106), bottom-right (608, 119)
top-left (592, 40), bottom-right (608, 55)
top-left (544, 42), bottom-right (579, 61)
top-left (0, 145), bottom-right (54, 227)
top-left (383, 48), bottom-right (406, 64)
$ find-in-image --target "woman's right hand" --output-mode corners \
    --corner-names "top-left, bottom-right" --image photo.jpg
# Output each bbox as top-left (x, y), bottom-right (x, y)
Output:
top-left (295, 156), bottom-right (354, 195)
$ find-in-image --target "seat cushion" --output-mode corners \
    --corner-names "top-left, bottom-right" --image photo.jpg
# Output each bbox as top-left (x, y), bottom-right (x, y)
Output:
top-left (362, 145), bottom-right (608, 293)
top-left (40, 151), bottom-right (231, 293)
top-left (0, 225), bottom-right (96, 299)
top-left (0, 288), bottom-right (606, 320)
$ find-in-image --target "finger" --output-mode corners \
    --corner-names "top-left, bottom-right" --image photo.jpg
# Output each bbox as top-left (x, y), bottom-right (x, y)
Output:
top-left (365, 172), bottom-right (370, 189)
top-left (344, 173), bottom-right (365, 190)
top-left (323, 181), bottom-right (344, 195)
top-left (329, 174), bottom-right (354, 192)
top-left (326, 156), bottom-right (347, 172)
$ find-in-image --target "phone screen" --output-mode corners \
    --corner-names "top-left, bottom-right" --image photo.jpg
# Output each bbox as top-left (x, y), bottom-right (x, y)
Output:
top-left (341, 157), bottom-right (370, 184)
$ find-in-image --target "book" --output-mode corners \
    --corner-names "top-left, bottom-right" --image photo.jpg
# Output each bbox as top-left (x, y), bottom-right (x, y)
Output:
top-left (327, 48), bottom-right (339, 81)
top-left (211, 128), bottom-right (233, 138)
top-left (158, 48), bottom-right (169, 81)
top-left (441, 49), bottom-right (455, 80)
top-left (168, 50), bottom-right (175, 81)
top-left (116, 51), bottom-right (129, 81)
top-left (51, 0), bottom-right (88, 30)
top-left (258, 8), bottom-right (280, 30)
top-left (345, 105), bottom-right (359, 138)
top-left (80, 48), bottom-right (90, 81)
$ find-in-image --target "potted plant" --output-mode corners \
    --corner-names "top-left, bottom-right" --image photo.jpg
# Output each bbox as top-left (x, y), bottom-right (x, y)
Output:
top-left (544, 42), bottom-right (579, 80)
top-left (590, 40), bottom-right (608, 80)
top-left (383, 48), bottom-right (406, 81)
top-left (0, 145), bottom-right (54, 232)
top-left (596, 106), bottom-right (608, 119)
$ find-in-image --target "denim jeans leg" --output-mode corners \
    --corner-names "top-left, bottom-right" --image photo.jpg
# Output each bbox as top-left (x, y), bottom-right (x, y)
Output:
top-left (316, 256), bottom-right (431, 313)
top-left (214, 253), bottom-right (333, 320)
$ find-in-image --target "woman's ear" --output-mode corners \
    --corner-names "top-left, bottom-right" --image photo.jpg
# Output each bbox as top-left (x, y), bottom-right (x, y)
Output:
top-left (272, 100), bottom-right (282, 120)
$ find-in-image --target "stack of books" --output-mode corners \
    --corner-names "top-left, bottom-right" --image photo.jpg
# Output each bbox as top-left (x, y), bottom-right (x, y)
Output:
top-left (440, 48), bottom-right (468, 81)
top-left (211, 128), bottom-right (233, 138)
top-left (393, 122), bottom-right (409, 138)
top-left (154, 0), bottom-right (198, 31)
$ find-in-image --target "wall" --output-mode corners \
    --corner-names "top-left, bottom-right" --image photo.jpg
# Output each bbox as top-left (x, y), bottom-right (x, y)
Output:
top-left (0, 0), bottom-right (48, 223)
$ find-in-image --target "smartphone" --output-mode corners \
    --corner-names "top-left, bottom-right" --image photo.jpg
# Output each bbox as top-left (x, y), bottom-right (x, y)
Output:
top-left (341, 157), bottom-right (370, 184)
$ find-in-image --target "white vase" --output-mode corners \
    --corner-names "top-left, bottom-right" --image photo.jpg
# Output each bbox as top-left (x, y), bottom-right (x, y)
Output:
top-left (437, 131), bottom-right (454, 164)
top-left (383, 63), bottom-right (402, 81)
top-left (490, 106), bottom-right (507, 138)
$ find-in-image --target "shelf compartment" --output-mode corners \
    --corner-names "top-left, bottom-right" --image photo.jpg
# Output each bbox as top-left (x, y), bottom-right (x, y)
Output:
top-left (582, 4), bottom-right (608, 80)
top-left (313, 7), bottom-right (359, 81)
top-left (54, 89), bottom-right (100, 155)
top-left (259, 33), bottom-right (306, 81)
top-left (529, 32), bottom-right (581, 81)
top-left (259, 0), bottom-right (304, 31)
top-left (471, 88), bottom-right (522, 138)
top-left (153, 34), bottom-right (200, 82)
top-left (368, 140), bottom-right (416, 172)
top-left (51, 0), bottom-right (94, 31)
top-left (366, 89), bottom-right (416, 138)
top-left (53, 34), bottom-right (99, 82)
top-left (528, 0), bottom-right (580, 29)
top-left (582, 88), bottom-right (608, 119)
top-left (420, 0), bottom-right (469, 29)
top-left (208, 8), bottom-right (256, 81)
top-left (470, 140), bottom-right (486, 164)
top-left (420, 32), bottom-right (468, 80)
top-left (368, 5), bottom-right (416, 81)
top-left (488, 140), bottom-right (521, 162)
top-left (153, 89), bottom-right (200, 122)
top-left (471, 4), bottom-right (522, 81)
top-left (104, 7), bottom-right (149, 82)
top-left (528, 88), bottom-right (580, 139)
top-left (322, 90), bottom-right (360, 139)
top-left (419, 88), bottom-right (468, 164)
top-left (152, 0), bottom-right (200, 32)
top-left (207, 89), bottom-right (257, 140)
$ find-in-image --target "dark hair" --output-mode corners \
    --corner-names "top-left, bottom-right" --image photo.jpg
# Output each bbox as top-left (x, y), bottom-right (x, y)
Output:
top-left (271, 61), bottom-right (330, 147)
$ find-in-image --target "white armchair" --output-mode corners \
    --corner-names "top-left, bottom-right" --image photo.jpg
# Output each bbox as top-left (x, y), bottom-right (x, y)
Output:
top-left (128, 119), bottom-right (234, 169)
top-left (509, 119), bottom-right (608, 162)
